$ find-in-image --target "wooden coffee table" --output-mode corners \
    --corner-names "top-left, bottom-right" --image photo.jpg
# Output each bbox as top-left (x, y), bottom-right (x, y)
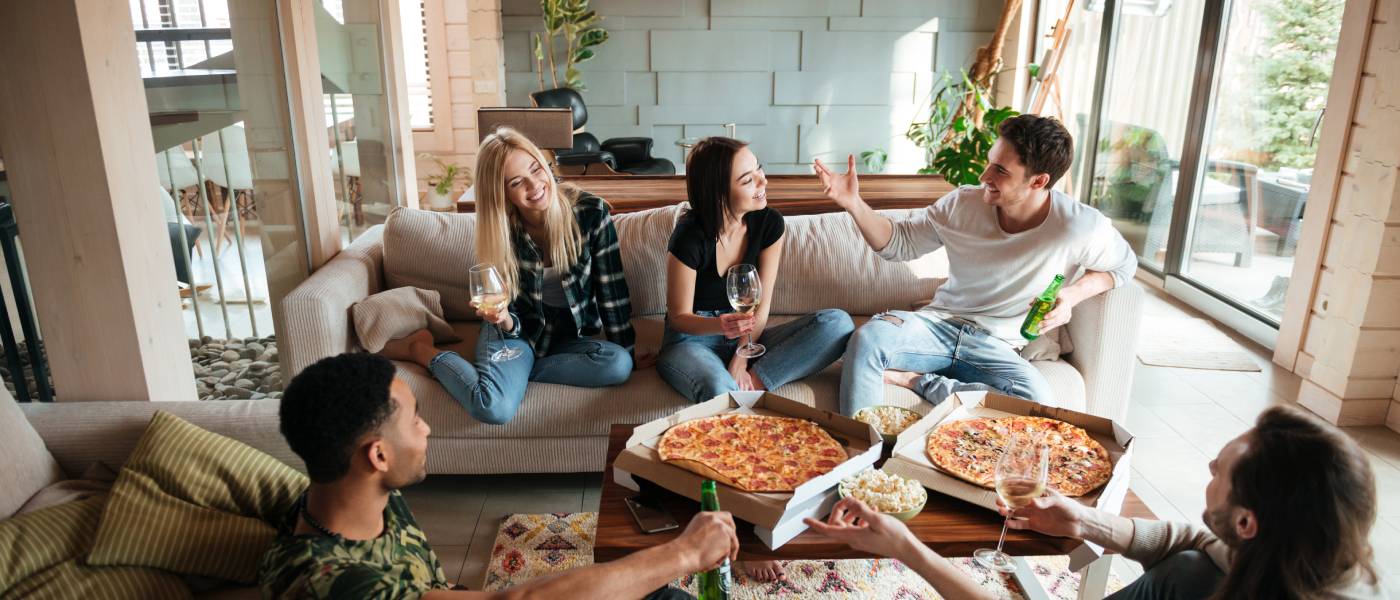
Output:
top-left (595, 424), bottom-right (1156, 599)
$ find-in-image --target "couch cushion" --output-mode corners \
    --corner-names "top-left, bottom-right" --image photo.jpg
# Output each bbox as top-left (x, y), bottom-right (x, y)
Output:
top-left (408, 315), bottom-right (1083, 439)
top-left (772, 210), bottom-right (943, 316)
top-left (0, 389), bottom-right (64, 520)
top-left (383, 207), bottom-right (478, 319)
top-left (88, 411), bottom-right (308, 584)
top-left (0, 494), bottom-right (188, 599)
top-left (612, 203), bottom-right (687, 316)
top-left (352, 286), bottom-right (461, 352)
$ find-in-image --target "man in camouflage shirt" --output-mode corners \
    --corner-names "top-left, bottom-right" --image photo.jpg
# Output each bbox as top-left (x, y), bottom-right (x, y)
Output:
top-left (260, 353), bottom-right (738, 599)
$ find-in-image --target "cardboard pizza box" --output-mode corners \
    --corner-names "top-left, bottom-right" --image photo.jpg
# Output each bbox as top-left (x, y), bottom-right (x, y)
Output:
top-left (881, 391), bottom-right (1135, 569)
top-left (613, 391), bottom-right (883, 550)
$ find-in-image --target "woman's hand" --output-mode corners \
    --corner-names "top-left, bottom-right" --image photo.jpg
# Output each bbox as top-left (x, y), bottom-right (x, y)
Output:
top-left (728, 354), bottom-right (756, 391)
top-left (803, 497), bottom-right (921, 561)
top-left (473, 301), bottom-right (513, 332)
top-left (718, 312), bottom-right (756, 340)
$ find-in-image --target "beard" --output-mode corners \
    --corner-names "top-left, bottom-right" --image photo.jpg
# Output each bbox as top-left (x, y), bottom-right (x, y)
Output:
top-left (1203, 504), bottom-right (1243, 547)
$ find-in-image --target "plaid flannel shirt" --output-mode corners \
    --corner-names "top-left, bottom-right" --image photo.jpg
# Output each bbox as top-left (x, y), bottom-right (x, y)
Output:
top-left (505, 193), bottom-right (635, 356)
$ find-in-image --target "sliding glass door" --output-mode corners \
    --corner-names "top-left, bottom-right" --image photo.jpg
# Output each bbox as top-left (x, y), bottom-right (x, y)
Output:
top-left (1044, 0), bottom-right (1345, 344)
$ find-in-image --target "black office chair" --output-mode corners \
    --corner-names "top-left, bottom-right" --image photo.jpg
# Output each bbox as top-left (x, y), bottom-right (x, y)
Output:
top-left (530, 87), bottom-right (676, 175)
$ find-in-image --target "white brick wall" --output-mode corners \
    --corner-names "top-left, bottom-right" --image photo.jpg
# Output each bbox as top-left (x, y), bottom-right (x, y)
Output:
top-left (1298, 0), bottom-right (1400, 432)
top-left (500, 0), bottom-right (999, 174)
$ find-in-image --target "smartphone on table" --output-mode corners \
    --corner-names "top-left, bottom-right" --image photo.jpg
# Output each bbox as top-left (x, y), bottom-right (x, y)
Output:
top-left (625, 494), bottom-right (679, 533)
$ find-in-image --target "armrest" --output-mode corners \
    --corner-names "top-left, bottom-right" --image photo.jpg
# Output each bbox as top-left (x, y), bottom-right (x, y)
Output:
top-left (1063, 281), bottom-right (1144, 422)
top-left (601, 137), bottom-right (654, 164)
top-left (280, 225), bottom-right (386, 378)
top-left (556, 150), bottom-right (617, 169)
top-left (21, 399), bottom-right (302, 477)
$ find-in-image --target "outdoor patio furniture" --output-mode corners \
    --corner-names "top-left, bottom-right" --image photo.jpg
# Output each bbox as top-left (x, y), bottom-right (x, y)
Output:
top-left (1258, 178), bottom-right (1308, 257)
top-left (1143, 159), bottom-right (1258, 267)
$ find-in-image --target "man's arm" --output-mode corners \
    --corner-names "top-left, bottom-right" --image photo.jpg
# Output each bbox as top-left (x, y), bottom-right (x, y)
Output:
top-left (805, 498), bottom-right (994, 600)
top-left (426, 511), bottom-right (739, 600)
top-left (812, 155), bottom-right (894, 251)
top-left (1000, 489), bottom-right (1135, 553)
top-left (1037, 271), bottom-right (1116, 334)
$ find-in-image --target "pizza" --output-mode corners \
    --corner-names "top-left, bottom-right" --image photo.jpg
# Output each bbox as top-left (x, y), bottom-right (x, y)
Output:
top-left (924, 416), bottom-right (1113, 497)
top-left (658, 414), bottom-right (847, 492)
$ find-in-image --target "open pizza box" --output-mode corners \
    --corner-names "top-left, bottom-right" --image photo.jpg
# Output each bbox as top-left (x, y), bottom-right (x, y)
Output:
top-left (881, 391), bottom-right (1135, 570)
top-left (614, 391), bottom-right (883, 550)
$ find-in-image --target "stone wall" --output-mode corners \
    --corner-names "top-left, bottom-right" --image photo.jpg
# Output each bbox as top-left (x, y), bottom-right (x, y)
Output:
top-left (499, 0), bottom-right (1001, 174)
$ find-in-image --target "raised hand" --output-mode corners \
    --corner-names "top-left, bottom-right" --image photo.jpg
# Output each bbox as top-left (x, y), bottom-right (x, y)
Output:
top-left (813, 154), bottom-right (863, 211)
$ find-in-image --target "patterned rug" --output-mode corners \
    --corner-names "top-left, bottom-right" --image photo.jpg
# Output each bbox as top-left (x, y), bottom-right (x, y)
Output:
top-left (482, 512), bottom-right (1124, 599)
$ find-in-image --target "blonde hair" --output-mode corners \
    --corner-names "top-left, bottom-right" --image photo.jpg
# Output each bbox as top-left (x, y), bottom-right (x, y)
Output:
top-left (474, 127), bottom-right (585, 297)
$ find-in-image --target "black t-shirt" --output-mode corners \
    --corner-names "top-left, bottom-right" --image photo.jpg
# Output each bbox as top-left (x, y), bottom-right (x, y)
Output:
top-left (668, 208), bottom-right (785, 312)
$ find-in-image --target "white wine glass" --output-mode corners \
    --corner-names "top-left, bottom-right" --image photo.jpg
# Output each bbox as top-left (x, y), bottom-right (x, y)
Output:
top-left (470, 263), bottom-right (521, 362)
top-left (725, 264), bottom-right (765, 359)
top-left (974, 432), bottom-right (1049, 573)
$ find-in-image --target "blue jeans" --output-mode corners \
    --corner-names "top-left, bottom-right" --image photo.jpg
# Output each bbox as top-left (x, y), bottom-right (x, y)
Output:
top-left (657, 308), bottom-right (855, 403)
top-left (428, 325), bottom-right (632, 424)
top-left (1108, 550), bottom-right (1224, 600)
top-left (840, 310), bottom-right (1055, 416)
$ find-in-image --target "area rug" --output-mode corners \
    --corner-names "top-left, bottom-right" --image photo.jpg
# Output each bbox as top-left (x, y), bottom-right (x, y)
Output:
top-left (1137, 317), bottom-right (1260, 371)
top-left (482, 512), bottom-right (1124, 599)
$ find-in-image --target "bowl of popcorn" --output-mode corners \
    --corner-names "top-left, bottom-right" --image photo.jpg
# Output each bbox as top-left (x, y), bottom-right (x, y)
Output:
top-left (837, 468), bottom-right (928, 521)
top-left (854, 405), bottom-right (923, 443)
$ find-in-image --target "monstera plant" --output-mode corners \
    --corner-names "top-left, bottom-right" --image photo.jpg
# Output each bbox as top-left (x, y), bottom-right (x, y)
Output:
top-left (532, 0), bottom-right (609, 91)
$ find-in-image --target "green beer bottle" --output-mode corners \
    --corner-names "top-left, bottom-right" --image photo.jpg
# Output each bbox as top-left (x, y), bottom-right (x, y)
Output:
top-left (696, 480), bottom-right (731, 600)
top-left (1020, 274), bottom-right (1066, 341)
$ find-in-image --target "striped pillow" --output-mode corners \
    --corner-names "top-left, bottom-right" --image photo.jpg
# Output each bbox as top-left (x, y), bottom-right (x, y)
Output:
top-left (0, 494), bottom-right (188, 599)
top-left (87, 411), bottom-right (308, 584)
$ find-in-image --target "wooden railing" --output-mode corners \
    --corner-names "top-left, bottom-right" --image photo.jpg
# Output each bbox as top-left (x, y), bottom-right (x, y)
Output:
top-left (456, 174), bottom-right (956, 215)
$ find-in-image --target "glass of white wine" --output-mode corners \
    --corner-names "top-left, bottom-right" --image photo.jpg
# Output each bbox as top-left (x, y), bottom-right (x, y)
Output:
top-left (470, 263), bottom-right (521, 362)
top-left (725, 264), bottom-right (765, 359)
top-left (975, 432), bottom-right (1050, 573)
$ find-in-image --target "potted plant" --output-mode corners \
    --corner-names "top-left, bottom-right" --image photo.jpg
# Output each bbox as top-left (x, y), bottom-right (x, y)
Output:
top-left (419, 154), bottom-right (470, 212)
top-left (532, 0), bottom-right (609, 91)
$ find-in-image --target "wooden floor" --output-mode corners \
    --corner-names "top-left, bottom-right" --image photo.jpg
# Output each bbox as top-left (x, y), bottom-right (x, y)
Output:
top-left (403, 284), bottom-right (1400, 594)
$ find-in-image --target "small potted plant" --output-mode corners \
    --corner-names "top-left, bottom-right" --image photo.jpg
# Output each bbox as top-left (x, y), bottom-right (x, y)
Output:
top-left (420, 153), bottom-right (471, 211)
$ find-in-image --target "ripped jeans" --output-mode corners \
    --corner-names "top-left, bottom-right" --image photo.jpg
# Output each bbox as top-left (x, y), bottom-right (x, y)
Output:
top-left (839, 310), bottom-right (1055, 416)
top-left (429, 313), bottom-right (632, 424)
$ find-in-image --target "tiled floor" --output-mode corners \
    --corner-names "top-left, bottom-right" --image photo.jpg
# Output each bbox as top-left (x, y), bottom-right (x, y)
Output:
top-left (403, 285), bottom-right (1400, 595)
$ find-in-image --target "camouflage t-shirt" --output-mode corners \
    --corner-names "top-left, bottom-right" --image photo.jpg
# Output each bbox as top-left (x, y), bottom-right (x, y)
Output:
top-left (258, 490), bottom-right (449, 600)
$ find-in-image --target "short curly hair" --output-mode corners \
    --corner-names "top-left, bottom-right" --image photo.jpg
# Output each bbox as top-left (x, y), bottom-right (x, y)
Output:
top-left (997, 114), bottom-right (1074, 188)
top-left (280, 353), bottom-right (398, 483)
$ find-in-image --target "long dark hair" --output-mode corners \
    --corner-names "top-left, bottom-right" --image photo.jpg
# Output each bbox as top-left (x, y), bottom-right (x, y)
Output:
top-left (1216, 405), bottom-right (1378, 599)
top-left (684, 136), bottom-right (748, 240)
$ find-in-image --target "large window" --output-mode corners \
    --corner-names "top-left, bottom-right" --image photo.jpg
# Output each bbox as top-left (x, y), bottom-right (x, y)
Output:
top-left (1049, 0), bottom-right (1344, 339)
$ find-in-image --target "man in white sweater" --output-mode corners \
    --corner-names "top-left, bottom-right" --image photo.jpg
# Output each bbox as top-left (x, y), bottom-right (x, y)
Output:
top-left (815, 114), bottom-right (1136, 415)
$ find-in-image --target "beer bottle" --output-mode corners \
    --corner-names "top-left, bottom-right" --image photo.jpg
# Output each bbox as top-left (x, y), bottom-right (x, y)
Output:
top-left (696, 480), bottom-right (731, 600)
top-left (1020, 274), bottom-right (1065, 341)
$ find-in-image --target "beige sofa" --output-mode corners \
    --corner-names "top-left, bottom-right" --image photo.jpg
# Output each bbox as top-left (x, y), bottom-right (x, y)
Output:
top-left (282, 204), bottom-right (1143, 475)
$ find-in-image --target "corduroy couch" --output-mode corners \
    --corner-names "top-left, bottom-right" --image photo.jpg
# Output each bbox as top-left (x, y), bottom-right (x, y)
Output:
top-left (282, 203), bottom-right (1143, 475)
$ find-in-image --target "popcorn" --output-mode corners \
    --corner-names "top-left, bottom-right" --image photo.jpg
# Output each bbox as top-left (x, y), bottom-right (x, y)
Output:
top-left (839, 468), bottom-right (927, 513)
top-left (855, 406), bottom-right (921, 436)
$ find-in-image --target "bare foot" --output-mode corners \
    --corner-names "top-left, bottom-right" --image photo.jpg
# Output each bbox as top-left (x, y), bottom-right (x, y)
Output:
top-left (380, 329), bottom-right (435, 364)
top-left (741, 560), bottom-right (786, 583)
top-left (883, 369), bottom-right (923, 390)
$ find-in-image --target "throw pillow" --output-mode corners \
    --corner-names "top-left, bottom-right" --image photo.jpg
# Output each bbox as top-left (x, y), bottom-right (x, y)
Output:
top-left (383, 206), bottom-right (478, 319)
top-left (353, 286), bottom-right (462, 352)
top-left (0, 494), bottom-right (188, 599)
top-left (0, 389), bottom-right (65, 520)
top-left (87, 411), bottom-right (308, 584)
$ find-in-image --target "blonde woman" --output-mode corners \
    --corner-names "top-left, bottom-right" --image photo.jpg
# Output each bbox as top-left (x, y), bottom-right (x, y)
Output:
top-left (381, 127), bottom-right (646, 424)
